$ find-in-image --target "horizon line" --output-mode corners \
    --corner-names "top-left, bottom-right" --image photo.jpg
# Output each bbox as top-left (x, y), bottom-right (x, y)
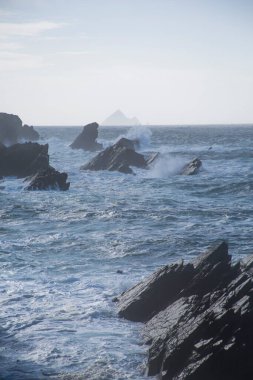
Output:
top-left (34, 122), bottom-right (253, 127)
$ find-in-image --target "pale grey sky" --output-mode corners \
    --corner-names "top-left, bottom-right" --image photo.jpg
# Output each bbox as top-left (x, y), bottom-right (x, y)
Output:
top-left (0, 0), bottom-right (252, 125)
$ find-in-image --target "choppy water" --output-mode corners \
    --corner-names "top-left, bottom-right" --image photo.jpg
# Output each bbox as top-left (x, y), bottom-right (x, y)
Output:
top-left (1, 125), bottom-right (253, 379)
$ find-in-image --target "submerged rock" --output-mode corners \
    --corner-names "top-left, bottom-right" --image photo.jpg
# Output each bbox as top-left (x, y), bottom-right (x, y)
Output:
top-left (180, 157), bottom-right (202, 175)
top-left (0, 112), bottom-right (39, 145)
top-left (70, 122), bottom-right (103, 151)
top-left (81, 137), bottom-right (156, 174)
top-left (117, 241), bottom-right (253, 379)
top-left (0, 142), bottom-right (49, 178)
top-left (25, 167), bottom-right (70, 191)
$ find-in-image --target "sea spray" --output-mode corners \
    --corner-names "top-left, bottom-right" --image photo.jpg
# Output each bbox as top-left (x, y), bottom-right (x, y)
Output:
top-left (126, 126), bottom-right (152, 150)
top-left (148, 154), bottom-right (186, 178)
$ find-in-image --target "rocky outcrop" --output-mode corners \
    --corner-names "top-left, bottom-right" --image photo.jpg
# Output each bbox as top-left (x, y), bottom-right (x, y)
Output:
top-left (70, 122), bottom-right (103, 151)
top-left (25, 167), bottom-right (70, 191)
top-left (180, 157), bottom-right (202, 175)
top-left (21, 124), bottom-right (40, 142)
top-left (0, 113), bottom-right (39, 145)
top-left (0, 142), bottom-right (49, 178)
top-left (81, 137), bottom-right (156, 174)
top-left (117, 241), bottom-right (253, 379)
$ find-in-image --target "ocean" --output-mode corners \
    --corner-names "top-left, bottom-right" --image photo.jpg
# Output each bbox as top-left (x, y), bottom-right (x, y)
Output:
top-left (0, 125), bottom-right (253, 379)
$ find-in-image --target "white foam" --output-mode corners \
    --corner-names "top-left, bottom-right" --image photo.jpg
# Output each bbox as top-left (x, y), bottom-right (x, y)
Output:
top-left (126, 126), bottom-right (152, 150)
top-left (148, 154), bottom-right (185, 178)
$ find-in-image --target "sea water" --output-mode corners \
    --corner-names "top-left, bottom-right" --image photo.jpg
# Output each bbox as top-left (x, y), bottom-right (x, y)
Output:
top-left (0, 125), bottom-right (253, 379)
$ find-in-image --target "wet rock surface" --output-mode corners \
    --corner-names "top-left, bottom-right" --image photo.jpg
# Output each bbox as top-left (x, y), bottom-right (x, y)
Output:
top-left (70, 122), bottom-right (103, 151)
top-left (117, 242), bottom-right (253, 379)
top-left (0, 112), bottom-right (39, 145)
top-left (180, 157), bottom-right (202, 175)
top-left (25, 167), bottom-right (70, 191)
top-left (0, 142), bottom-right (49, 178)
top-left (81, 137), bottom-right (156, 174)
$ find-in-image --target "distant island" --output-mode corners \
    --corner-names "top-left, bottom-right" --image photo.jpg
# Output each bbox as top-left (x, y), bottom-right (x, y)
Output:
top-left (101, 109), bottom-right (141, 126)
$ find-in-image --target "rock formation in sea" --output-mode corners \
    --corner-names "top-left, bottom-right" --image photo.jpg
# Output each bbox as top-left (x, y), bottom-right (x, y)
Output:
top-left (101, 109), bottom-right (141, 126)
top-left (180, 157), bottom-right (202, 175)
top-left (0, 142), bottom-right (49, 178)
top-left (0, 113), bottom-right (40, 145)
top-left (25, 167), bottom-right (70, 191)
top-left (116, 241), bottom-right (253, 379)
top-left (70, 122), bottom-right (103, 151)
top-left (81, 137), bottom-right (157, 174)
top-left (0, 142), bottom-right (70, 190)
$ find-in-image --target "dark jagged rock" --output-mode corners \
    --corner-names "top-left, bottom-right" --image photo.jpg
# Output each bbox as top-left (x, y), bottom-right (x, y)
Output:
top-left (70, 122), bottom-right (103, 151)
top-left (21, 124), bottom-right (40, 142)
top-left (118, 262), bottom-right (195, 322)
top-left (0, 142), bottom-right (49, 178)
top-left (180, 157), bottom-right (202, 175)
top-left (25, 167), bottom-right (70, 191)
top-left (117, 241), bottom-right (253, 379)
top-left (0, 113), bottom-right (39, 145)
top-left (81, 137), bottom-right (155, 174)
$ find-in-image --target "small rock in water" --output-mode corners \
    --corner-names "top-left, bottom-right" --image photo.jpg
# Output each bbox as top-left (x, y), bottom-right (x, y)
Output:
top-left (70, 122), bottom-right (103, 151)
top-left (25, 167), bottom-right (70, 191)
top-left (180, 157), bottom-right (202, 175)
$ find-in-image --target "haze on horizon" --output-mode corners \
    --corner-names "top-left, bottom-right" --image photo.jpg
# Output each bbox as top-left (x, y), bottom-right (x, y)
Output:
top-left (0, 0), bottom-right (252, 126)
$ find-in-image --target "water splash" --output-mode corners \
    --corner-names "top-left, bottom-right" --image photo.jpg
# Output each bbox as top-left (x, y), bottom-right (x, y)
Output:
top-left (148, 154), bottom-right (185, 178)
top-left (126, 126), bottom-right (152, 150)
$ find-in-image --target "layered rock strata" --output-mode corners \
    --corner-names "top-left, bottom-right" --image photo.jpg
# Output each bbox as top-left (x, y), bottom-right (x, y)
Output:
top-left (117, 242), bottom-right (253, 380)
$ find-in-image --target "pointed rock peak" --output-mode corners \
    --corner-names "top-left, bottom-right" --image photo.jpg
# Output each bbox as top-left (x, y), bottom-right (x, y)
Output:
top-left (102, 110), bottom-right (141, 126)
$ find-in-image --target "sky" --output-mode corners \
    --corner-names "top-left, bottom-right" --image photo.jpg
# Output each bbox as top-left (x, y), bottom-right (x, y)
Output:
top-left (0, 0), bottom-right (253, 125)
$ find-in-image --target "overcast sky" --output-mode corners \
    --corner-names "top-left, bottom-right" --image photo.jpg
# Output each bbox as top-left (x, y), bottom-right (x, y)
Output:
top-left (0, 0), bottom-right (252, 125)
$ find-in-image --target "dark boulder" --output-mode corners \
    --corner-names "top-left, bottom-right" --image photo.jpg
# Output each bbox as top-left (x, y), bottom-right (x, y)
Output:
top-left (81, 137), bottom-right (154, 174)
top-left (0, 113), bottom-right (39, 145)
top-left (70, 122), bottom-right (103, 151)
top-left (0, 142), bottom-right (49, 178)
top-left (117, 241), bottom-right (253, 379)
top-left (180, 157), bottom-right (202, 175)
top-left (25, 167), bottom-right (70, 191)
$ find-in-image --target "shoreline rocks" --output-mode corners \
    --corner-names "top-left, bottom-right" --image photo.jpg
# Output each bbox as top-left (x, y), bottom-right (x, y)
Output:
top-left (0, 112), bottom-right (39, 145)
top-left (70, 122), bottom-right (103, 151)
top-left (117, 242), bottom-right (253, 379)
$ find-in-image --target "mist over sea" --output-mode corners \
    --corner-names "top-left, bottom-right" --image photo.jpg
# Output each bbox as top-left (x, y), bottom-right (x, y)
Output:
top-left (1, 125), bottom-right (253, 379)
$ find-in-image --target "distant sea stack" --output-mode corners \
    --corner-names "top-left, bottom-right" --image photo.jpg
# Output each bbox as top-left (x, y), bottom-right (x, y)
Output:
top-left (101, 110), bottom-right (141, 127)
top-left (70, 122), bottom-right (103, 151)
top-left (0, 112), bottom-right (40, 146)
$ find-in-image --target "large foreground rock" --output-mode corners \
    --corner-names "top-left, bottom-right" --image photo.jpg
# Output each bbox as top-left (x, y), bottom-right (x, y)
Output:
top-left (70, 122), bottom-right (102, 151)
top-left (117, 242), bottom-right (253, 379)
top-left (0, 113), bottom-right (39, 145)
top-left (81, 137), bottom-right (156, 174)
top-left (25, 167), bottom-right (70, 191)
top-left (0, 142), bottom-right (49, 178)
